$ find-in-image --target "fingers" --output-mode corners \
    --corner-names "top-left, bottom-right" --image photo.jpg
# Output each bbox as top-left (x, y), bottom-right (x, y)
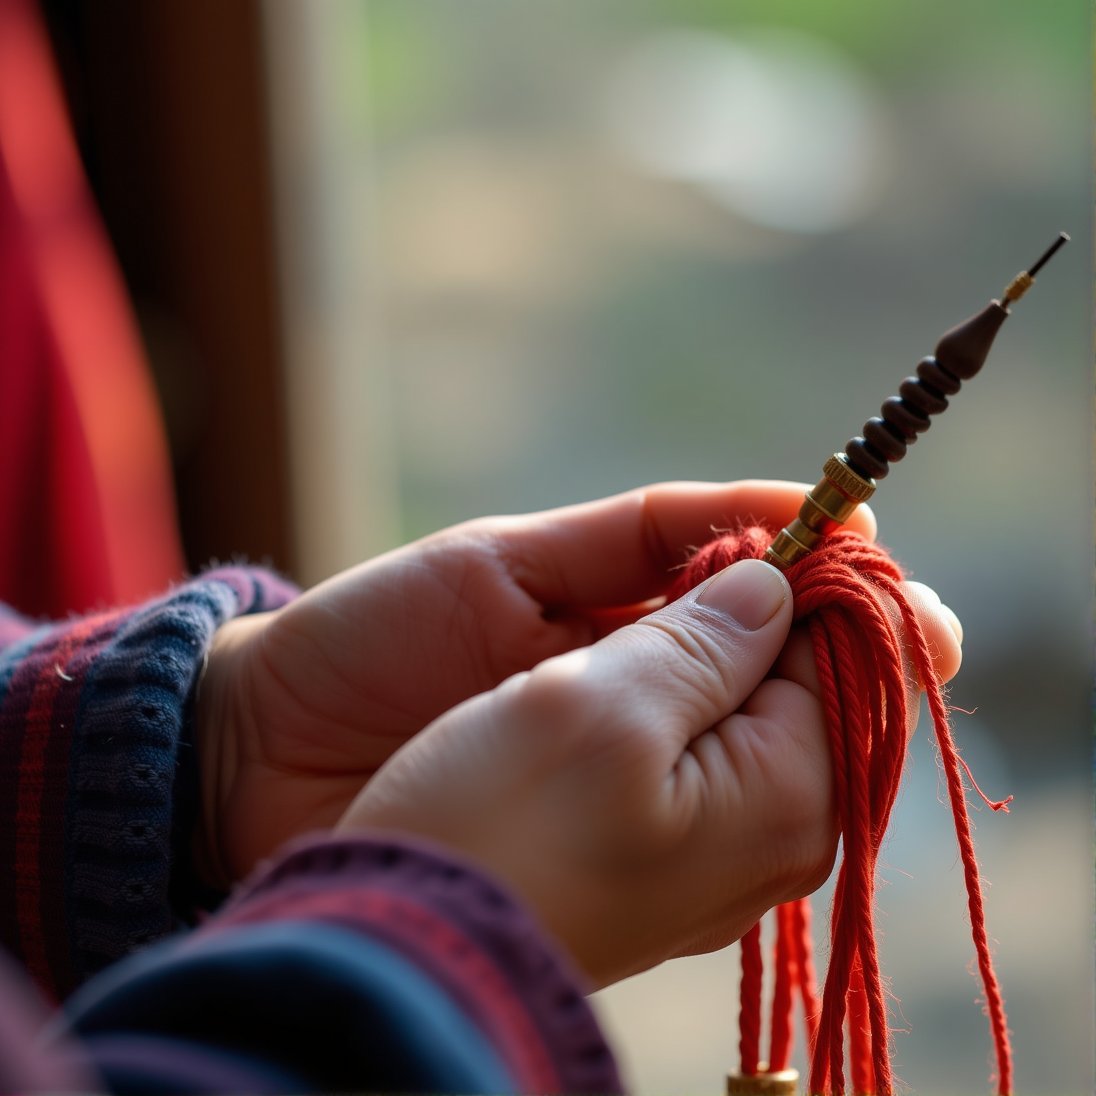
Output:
top-left (770, 579), bottom-right (964, 741)
top-left (344, 560), bottom-right (800, 987)
top-left (901, 581), bottom-right (963, 683)
top-left (499, 562), bottom-right (835, 976)
top-left (487, 480), bottom-right (877, 610)
top-left (506, 559), bottom-right (794, 757)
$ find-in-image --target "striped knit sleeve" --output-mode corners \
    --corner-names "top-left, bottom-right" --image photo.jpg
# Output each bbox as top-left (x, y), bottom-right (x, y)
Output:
top-left (57, 832), bottom-right (624, 1095)
top-left (0, 568), bottom-right (297, 1002)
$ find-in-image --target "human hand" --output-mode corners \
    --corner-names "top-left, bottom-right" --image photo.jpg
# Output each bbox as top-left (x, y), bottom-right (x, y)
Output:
top-left (336, 555), bottom-right (962, 989)
top-left (193, 482), bottom-right (878, 889)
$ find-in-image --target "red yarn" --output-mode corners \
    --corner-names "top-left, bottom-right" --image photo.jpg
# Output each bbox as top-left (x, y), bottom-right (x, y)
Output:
top-left (668, 527), bottom-right (1012, 1096)
top-left (738, 921), bottom-right (763, 1075)
top-left (767, 901), bottom-right (794, 1071)
top-left (791, 895), bottom-right (820, 1051)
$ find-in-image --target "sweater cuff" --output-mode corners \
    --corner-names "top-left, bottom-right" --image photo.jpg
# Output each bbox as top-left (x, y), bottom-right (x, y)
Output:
top-left (209, 831), bottom-right (624, 1095)
top-left (0, 567), bottom-right (297, 1001)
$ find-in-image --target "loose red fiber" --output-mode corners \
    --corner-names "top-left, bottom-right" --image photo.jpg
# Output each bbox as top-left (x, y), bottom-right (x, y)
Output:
top-left (668, 527), bottom-right (1012, 1095)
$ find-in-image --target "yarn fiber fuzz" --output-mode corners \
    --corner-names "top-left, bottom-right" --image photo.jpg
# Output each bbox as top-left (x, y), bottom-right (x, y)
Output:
top-left (667, 526), bottom-right (1012, 1096)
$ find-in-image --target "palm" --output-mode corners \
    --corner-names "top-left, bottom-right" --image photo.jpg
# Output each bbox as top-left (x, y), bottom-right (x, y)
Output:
top-left (256, 533), bottom-right (583, 771)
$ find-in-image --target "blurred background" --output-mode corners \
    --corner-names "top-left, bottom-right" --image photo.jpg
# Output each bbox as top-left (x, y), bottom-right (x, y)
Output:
top-left (25, 0), bottom-right (1093, 1092)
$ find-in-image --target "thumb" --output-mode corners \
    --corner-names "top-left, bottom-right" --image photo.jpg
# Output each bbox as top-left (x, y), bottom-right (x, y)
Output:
top-left (535, 558), bottom-right (794, 755)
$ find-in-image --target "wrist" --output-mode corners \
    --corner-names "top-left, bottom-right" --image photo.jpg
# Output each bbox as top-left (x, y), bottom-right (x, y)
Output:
top-left (191, 613), bottom-right (271, 891)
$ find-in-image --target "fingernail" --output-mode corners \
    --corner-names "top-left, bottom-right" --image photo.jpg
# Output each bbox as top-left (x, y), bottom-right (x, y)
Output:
top-left (696, 559), bottom-right (788, 631)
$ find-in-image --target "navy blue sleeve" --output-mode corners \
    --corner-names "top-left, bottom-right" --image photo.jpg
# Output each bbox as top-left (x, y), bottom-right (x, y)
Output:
top-left (60, 921), bottom-right (515, 1095)
top-left (41, 833), bottom-right (624, 1095)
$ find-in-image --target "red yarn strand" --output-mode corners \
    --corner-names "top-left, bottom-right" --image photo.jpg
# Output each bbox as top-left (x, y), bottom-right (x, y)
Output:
top-left (848, 962), bottom-right (875, 1096)
top-left (893, 594), bottom-right (1014, 1095)
top-left (738, 920), bottom-right (764, 1076)
top-left (791, 897), bottom-right (820, 1050)
top-left (768, 902), bottom-right (795, 1072)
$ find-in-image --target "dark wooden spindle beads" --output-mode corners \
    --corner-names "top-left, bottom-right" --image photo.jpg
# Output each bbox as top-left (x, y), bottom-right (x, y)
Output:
top-left (915, 355), bottom-right (961, 398)
top-left (766, 242), bottom-right (1065, 571)
top-left (881, 395), bottom-right (930, 437)
top-left (843, 299), bottom-right (1010, 480)
top-left (845, 354), bottom-right (969, 479)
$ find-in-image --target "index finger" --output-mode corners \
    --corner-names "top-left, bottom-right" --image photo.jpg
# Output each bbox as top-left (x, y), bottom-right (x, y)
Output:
top-left (492, 480), bottom-right (878, 609)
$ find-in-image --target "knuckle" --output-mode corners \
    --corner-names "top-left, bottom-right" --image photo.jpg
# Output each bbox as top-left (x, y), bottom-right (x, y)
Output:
top-left (507, 650), bottom-right (606, 733)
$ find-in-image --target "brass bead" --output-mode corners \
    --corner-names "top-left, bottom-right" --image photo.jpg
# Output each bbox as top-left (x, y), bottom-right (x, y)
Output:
top-left (763, 455), bottom-right (875, 571)
top-left (821, 454), bottom-right (876, 502)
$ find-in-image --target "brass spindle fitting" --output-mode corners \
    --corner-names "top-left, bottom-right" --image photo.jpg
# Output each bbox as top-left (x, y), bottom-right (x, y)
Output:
top-left (1002, 230), bottom-right (1068, 307)
top-left (763, 454), bottom-right (876, 571)
top-left (1000, 270), bottom-right (1034, 305)
top-left (727, 1067), bottom-right (800, 1095)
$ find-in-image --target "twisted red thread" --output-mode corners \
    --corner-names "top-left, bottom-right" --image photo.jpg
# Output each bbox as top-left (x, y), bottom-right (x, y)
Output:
top-left (894, 593), bottom-right (1013, 1094)
top-left (791, 897), bottom-right (820, 1049)
top-left (811, 619), bottom-right (858, 1093)
top-left (827, 616), bottom-right (894, 1094)
top-left (738, 920), bottom-right (763, 1076)
top-left (848, 962), bottom-right (874, 1096)
top-left (768, 901), bottom-right (795, 1071)
top-left (667, 526), bottom-right (1012, 1095)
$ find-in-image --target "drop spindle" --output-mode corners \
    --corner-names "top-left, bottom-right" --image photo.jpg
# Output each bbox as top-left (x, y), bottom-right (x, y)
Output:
top-left (763, 233), bottom-right (1068, 572)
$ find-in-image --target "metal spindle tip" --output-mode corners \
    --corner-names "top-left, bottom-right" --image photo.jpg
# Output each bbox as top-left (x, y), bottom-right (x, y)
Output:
top-left (1026, 232), bottom-right (1070, 277)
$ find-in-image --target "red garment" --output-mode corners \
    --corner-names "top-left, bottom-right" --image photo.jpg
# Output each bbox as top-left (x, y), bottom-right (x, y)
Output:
top-left (0, 0), bottom-right (183, 617)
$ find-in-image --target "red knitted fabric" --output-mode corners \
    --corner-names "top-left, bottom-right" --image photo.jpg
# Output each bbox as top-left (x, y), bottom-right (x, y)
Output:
top-left (667, 526), bottom-right (1012, 1096)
